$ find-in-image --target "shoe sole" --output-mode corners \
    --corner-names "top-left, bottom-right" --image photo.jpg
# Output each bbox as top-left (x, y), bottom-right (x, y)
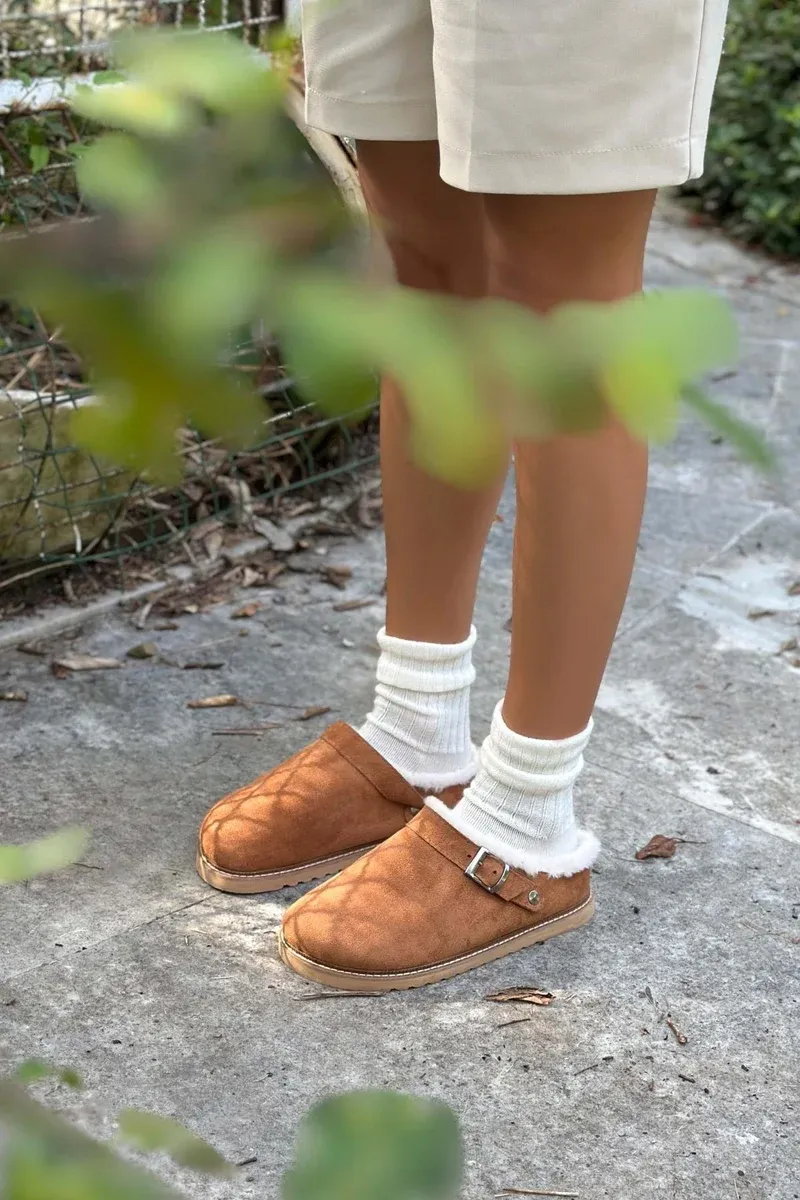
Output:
top-left (195, 844), bottom-right (379, 895)
top-left (278, 894), bottom-right (595, 991)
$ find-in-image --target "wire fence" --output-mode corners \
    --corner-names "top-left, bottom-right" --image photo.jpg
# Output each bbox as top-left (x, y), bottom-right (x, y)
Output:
top-left (0, 0), bottom-right (378, 594)
top-left (1, 0), bottom-right (278, 78)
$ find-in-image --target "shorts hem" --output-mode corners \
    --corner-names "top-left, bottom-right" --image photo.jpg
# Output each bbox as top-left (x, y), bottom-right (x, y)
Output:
top-left (439, 136), bottom-right (707, 194)
top-left (305, 87), bottom-right (438, 141)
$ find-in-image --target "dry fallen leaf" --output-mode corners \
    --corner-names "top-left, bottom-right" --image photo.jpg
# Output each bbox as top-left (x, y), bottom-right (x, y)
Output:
top-left (52, 655), bottom-right (123, 673)
top-left (153, 621), bottom-right (180, 632)
top-left (485, 988), bottom-right (555, 1007)
top-left (204, 529), bottom-right (224, 562)
top-left (294, 705), bottom-right (331, 722)
top-left (252, 516), bottom-right (295, 553)
top-left (182, 661), bottom-right (225, 671)
top-left (265, 563), bottom-right (286, 585)
top-left (231, 602), bottom-right (261, 619)
top-left (789, 581), bottom-right (800, 597)
top-left (241, 567), bottom-right (261, 588)
top-left (777, 637), bottom-right (798, 655)
top-left (635, 835), bottom-right (679, 860)
top-left (182, 604), bottom-right (200, 615)
top-left (747, 608), bottom-right (776, 621)
top-left (17, 642), bottom-right (48, 656)
top-left (320, 564), bottom-right (352, 590)
top-left (0, 691), bottom-right (27, 702)
top-left (127, 642), bottom-right (158, 659)
top-left (187, 694), bottom-right (240, 709)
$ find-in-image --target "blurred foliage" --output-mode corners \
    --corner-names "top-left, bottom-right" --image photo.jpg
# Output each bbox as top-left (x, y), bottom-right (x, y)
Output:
top-left (0, 1075), bottom-right (462, 1200)
top-left (0, 828), bottom-right (89, 885)
top-left (1, 834), bottom-right (463, 1200)
top-left (0, 30), bottom-right (769, 492)
top-left (283, 1092), bottom-right (462, 1200)
top-left (116, 1109), bottom-right (233, 1176)
top-left (680, 0), bottom-right (800, 257)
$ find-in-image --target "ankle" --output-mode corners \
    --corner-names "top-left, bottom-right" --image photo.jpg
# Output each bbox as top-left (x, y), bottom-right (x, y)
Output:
top-left (358, 626), bottom-right (478, 790)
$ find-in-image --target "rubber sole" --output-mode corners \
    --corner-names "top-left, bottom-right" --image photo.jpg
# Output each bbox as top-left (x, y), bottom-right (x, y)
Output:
top-left (195, 844), bottom-right (379, 895)
top-left (278, 894), bottom-right (596, 991)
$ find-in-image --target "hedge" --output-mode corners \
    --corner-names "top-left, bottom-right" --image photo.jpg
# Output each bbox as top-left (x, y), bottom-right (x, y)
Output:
top-left (680, 0), bottom-right (800, 258)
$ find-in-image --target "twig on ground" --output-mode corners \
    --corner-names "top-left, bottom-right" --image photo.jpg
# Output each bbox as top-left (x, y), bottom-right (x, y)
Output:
top-left (495, 1188), bottom-right (579, 1198)
top-left (211, 724), bottom-right (284, 736)
top-left (573, 1056), bottom-right (614, 1076)
top-left (333, 597), bottom-right (375, 612)
top-left (666, 1015), bottom-right (689, 1046)
top-left (134, 598), bottom-right (155, 630)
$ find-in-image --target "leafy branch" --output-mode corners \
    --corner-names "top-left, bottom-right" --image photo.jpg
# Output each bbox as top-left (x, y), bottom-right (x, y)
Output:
top-left (0, 31), bottom-right (772, 487)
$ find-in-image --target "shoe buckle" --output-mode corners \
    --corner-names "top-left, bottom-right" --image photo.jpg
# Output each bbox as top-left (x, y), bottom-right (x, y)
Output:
top-left (464, 847), bottom-right (511, 894)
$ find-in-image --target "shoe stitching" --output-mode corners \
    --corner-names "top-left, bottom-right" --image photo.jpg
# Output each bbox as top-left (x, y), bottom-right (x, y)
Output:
top-left (282, 894), bottom-right (594, 979)
top-left (198, 842), bottom-right (380, 881)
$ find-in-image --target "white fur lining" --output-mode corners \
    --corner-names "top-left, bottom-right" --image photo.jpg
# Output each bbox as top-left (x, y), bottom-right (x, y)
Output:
top-left (425, 795), bottom-right (600, 878)
top-left (406, 746), bottom-right (480, 792)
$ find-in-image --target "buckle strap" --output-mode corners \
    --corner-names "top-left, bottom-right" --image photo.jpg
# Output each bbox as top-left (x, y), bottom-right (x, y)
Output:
top-left (409, 808), bottom-right (543, 913)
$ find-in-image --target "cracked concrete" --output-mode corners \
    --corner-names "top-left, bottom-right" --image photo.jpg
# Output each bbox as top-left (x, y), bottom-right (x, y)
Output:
top-left (1, 202), bottom-right (799, 1200)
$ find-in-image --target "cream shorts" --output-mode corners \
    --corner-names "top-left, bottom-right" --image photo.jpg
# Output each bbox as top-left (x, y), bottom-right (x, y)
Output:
top-left (301, 0), bottom-right (729, 194)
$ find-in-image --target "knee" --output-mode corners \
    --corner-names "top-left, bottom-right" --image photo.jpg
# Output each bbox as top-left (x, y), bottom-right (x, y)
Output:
top-left (484, 192), bottom-right (654, 311)
top-left (382, 226), bottom-right (485, 299)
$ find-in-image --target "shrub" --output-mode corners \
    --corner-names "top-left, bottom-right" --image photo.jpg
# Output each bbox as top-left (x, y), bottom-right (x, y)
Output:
top-left (680, 0), bottom-right (800, 258)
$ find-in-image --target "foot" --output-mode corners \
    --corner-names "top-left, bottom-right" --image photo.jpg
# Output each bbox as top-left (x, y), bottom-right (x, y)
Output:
top-left (279, 805), bottom-right (595, 991)
top-left (197, 723), bottom-right (463, 894)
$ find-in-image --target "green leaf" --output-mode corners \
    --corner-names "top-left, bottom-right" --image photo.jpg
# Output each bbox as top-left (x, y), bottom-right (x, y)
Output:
top-left (72, 82), bottom-right (194, 137)
top-left (112, 30), bottom-right (282, 115)
top-left (75, 134), bottom-right (166, 215)
top-left (625, 289), bottom-right (739, 378)
top-left (0, 1081), bottom-right (185, 1200)
top-left (548, 289), bottom-right (738, 382)
top-left (148, 227), bottom-right (267, 357)
top-left (474, 298), bottom-right (606, 437)
top-left (15, 1061), bottom-right (83, 1090)
top-left (544, 290), bottom-right (739, 443)
top-left (282, 1091), bottom-right (463, 1200)
top-left (284, 276), bottom-right (507, 487)
top-left (0, 828), bottom-right (89, 885)
top-left (70, 387), bottom-right (184, 483)
top-left (682, 384), bottom-right (776, 469)
top-left (29, 144), bottom-right (50, 173)
top-left (92, 69), bottom-right (127, 85)
top-left (601, 347), bottom-right (682, 441)
top-left (20, 275), bottom-right (261, 477)
top-left (117, 1110), bottom-right (233, 1177)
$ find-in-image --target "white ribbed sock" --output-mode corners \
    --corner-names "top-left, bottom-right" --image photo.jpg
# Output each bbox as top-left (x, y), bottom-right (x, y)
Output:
top-left (358, 627), bottom-right (479, 791)
top-left (427, 701), bottom-right (599, 877)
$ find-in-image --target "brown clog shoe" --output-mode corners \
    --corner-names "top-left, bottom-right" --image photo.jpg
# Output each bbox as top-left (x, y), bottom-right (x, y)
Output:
top-left (279, 806), bottom-right (595, 991)
top-left (197, 722), bottom-right (463, 894)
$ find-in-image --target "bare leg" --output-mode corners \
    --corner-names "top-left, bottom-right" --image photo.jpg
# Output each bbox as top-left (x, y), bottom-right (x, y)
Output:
top-left (358, 141), bottom-right (509, 644)
top-left (483, 192), bottom-right (656, 738)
